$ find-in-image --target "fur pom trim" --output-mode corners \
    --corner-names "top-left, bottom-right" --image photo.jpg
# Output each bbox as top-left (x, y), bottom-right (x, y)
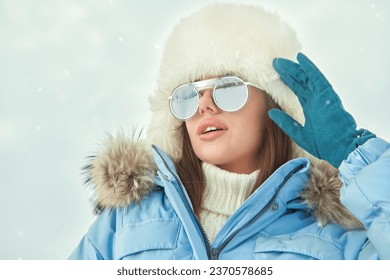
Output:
top-left (82, 130), bottom-right (156, 213)
top-left (301, 160), bottom-right (364, 230)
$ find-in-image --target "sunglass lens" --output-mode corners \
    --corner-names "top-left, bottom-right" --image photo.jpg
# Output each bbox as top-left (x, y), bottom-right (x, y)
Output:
top-left (213, 77), bottom-right (248, 112)
top-left (171, 85), bottom-right (198, 120)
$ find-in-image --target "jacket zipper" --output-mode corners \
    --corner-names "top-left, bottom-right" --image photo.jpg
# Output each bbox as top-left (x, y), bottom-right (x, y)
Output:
top-left (152, 146), bottom-right (212, 258)
top-left (153, 145), bottom-right (305, 260)
top-left (210, 163), bottom-right (306, 260)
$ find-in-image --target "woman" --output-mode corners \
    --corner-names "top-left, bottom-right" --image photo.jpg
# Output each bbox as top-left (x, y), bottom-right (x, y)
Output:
top-left (69, 3), bottom-right (390, 259)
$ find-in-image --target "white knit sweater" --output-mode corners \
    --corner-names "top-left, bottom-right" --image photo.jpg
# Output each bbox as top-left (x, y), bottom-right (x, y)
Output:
top-left (200, 162), bottom-right (260, 243)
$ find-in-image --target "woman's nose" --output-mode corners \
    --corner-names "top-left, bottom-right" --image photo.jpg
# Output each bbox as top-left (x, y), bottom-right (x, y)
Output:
top-left (198, 89), bottom-right (219, 115)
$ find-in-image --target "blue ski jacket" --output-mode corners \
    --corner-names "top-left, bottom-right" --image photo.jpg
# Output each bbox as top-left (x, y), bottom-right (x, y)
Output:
top-left (69, 137), bottom-right (390, 260)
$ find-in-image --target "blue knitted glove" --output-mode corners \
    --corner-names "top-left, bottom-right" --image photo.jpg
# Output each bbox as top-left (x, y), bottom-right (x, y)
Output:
top-left (268, 53), bottom-right (375, 168)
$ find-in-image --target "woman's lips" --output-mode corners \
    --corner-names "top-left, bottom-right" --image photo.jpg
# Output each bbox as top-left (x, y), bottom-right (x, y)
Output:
top-left (199, 129), bottom-right (227, 140)
top-left (197, 119), bottom-right (228, 140)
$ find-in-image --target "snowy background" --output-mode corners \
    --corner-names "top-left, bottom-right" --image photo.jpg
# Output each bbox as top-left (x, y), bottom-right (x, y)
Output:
top-left (0, 0), bottom-right (389, 259)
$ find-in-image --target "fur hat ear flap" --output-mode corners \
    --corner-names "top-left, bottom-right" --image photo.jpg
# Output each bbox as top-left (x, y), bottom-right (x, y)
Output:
top-left (146, 3), bottom-right (304, 161)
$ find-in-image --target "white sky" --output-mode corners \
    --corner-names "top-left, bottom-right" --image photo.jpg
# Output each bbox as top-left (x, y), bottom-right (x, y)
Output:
top-left (0, 0), bottom-right (389, 259)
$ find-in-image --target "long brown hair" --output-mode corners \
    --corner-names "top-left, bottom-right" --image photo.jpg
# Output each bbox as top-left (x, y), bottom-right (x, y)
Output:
top-left (175, 95), bottom-right (292, 217)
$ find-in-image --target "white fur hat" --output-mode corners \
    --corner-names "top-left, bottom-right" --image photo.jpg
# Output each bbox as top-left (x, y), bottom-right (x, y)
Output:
top-left (146, 3), bottom-right (304, 161)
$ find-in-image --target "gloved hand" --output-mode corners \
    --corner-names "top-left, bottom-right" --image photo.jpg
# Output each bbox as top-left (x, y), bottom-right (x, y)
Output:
top-left (268, 53), bottom-right (375, 168)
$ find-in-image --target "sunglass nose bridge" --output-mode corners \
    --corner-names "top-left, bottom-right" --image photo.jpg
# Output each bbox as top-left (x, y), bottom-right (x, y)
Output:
top-left (193, 77), bottom-right (219, 92)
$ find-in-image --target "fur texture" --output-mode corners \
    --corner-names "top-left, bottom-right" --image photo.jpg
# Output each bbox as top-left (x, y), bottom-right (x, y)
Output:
top-left (83, 131), bottom-right (156, 213)
top-left (301, 160), bottom-right (363, 230)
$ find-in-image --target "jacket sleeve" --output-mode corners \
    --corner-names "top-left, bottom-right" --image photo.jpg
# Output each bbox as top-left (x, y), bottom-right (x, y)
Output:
top-left (68, 209), bottom-right (118, 260)
top-left (338, 137), bottom-right (390, 259)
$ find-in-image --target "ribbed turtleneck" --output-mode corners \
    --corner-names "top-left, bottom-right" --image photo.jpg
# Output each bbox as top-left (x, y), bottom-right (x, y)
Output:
top-left (200, 162), bottom-right (259, 243)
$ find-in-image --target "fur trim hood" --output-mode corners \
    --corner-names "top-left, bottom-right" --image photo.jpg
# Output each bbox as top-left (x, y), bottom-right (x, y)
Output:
top-left (83, 134), bottom-right (362, 230)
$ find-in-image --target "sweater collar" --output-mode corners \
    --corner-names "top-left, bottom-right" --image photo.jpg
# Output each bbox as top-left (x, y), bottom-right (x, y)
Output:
top-left (201, 162), bottom-right (259, 216)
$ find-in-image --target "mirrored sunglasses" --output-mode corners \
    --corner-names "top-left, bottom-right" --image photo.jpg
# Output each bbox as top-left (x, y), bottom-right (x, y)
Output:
top-left (169, 76), bottom-right (262, 121)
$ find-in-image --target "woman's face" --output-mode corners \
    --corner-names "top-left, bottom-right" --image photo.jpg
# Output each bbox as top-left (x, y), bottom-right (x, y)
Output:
top-left (185, 84), bottom-right (269, 174)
